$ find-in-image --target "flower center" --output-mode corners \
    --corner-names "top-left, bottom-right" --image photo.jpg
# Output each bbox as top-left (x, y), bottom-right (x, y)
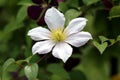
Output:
top-left (42, 3), bottom-right (48, 8)
top-left (51, 28), bottom-right (66, 42)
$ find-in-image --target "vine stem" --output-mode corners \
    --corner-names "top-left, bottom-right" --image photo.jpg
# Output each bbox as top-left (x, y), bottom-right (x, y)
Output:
top-left (37, 54), bottom-right (51, 63)
top-left (15, 62), bottom-right (24, 68)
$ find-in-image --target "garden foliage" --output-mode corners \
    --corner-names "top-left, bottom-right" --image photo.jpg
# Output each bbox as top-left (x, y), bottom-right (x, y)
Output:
top-left (0, 0), bottom-right (120, 80)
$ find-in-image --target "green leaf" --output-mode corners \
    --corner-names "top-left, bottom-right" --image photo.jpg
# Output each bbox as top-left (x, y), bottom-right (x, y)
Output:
top-left (4, 20), bottom-right (24, 33)
top-left (99, 36), bottom-right (108, 43)
top-left (18, 0), bottom-right (34, 6)
top-left (99, 36), bottom-right (116, 46)
top-left (24, 63), bottom-right (38, 80)
top-left (16, 6), bottom-right (27, 23)
top-left (109, 39), bottom-right (116, 45)
top-left (93, 41), bottom-right (108, 54)
top-left (117, 35), bottom-right (120, 41)
top-left (75, 49), bottom-right (110, 80)
top-left (47, 64), bottom-right (70, 79)
top-left (9, 46), bottom-right (20, 59)
top-left (16, 60), bottom-right (26, 65)
top-left (51, 74), bottom-right (62, 80)
top-left (58, 2), bottom-right (68, 13)
top-left (38, 68), bottom-right (50, 80)
top-left (82, 0), bottom-right (99, 5)
top-left (70, 70), bottom-right (87, 80)
top-left (25, 56), bottom-right (33, 63)
top-left (109, 6), bottom-right (120, 19)
top-left (2, 58), bottom-right (15, 80)
top-left (2, 58), bottom-right (15, 73)
top-left (67, 0), bottom-right (79, 8)
top-left (0, 65), bottom-right (2, 79)
top-left (0, 0), bottom-right (5, 6)
top-left (65, 9), bottom-right (81, 25)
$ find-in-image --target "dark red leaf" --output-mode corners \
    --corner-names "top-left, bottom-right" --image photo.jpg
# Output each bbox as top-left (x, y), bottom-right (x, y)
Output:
top-left (27, 6), bottom-right (43, 20)
top-left (32, 0), bottom-right (43, 4)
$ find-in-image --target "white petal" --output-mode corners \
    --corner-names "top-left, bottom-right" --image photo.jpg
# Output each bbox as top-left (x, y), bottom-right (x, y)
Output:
top-left (64, 18), bottom-right (87, 36)
top-left (45, 7), bottom-right (65, 30)
top-left (52, 42), bottom-right (73, 63)
top-left (32, 40), bottom-right (55, 54)
top-left (65, 32), bottom-right (92, 47)
top-left (28, 27), bottom-right (51, 41)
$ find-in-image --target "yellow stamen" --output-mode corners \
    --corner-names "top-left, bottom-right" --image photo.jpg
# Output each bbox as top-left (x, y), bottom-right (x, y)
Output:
top-left (51, 28), bottom-right (66, 42)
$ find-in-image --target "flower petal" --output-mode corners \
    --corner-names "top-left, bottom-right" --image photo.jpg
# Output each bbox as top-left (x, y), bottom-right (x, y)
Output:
top-left (52, 42), bottom-right (73, 63)
top-left (64, 18), bottom-right (87, 36)
top-left (32, 40), bottom-right (55, 54)
top-left (28, 27), bottom-right (51, 41)
top-left (65, 32), bottom-right (92, 47)
top-left (45, 7), bottom-right (65, 30)
top-left (27, 6), bottom-right (43, 20)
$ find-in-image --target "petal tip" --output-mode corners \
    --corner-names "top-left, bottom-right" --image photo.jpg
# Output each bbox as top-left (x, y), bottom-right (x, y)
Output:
top-left (51, 7), bottom-right (56, 10)
top-left (78, 17), bottom-right (88, 21)
top-left (27, 31), bottom-right (31, 36)
top-left (62, 58), bottom-right (69, 63)
top-left (90, 36), bottom-right (93, 39)
top-left (47, 7), bottom-right (56, 12)
top-left (87, 32), bottom-right (93, 39)
top-left (32, 50), bottom-right (37, 55)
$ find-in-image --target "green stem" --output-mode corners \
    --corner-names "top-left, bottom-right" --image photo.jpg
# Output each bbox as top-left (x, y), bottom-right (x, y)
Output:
top-left (37, 8), bottom-right (46, 22)
top-left (37, 54), bottom-right (50, 63)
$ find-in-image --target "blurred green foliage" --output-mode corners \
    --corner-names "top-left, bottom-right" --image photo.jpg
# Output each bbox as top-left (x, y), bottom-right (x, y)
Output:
top-left (0, 0), bottom-right (120, 80)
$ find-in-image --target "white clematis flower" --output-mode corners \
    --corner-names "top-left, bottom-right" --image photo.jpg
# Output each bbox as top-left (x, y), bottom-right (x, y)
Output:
top-left (28, 7), bottom-right (92, 63)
